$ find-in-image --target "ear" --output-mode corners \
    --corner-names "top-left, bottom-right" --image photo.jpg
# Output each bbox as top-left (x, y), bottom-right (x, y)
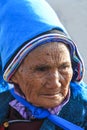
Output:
top-left (11, 75), bottom-right (18, 84)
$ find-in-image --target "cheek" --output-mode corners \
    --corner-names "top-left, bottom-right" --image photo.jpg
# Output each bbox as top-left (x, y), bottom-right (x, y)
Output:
top-left (21, 76), bottom-right (43, 101)
top-left (61, 70), bottom-right (73, 94)
top-left (63, 68), bottom-right (73, 82)
top-left (68, 69), bottom-right (73, 81)
top-left (17, 74), bottom-right (34, 97)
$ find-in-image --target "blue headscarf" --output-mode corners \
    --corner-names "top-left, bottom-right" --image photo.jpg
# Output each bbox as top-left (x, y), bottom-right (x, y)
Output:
top-left (0, 0), bottom-right (84, 83)
top-left (0, 0), bottom-right (67, 71)
top-left (0, 0), bottom-right (68, 92)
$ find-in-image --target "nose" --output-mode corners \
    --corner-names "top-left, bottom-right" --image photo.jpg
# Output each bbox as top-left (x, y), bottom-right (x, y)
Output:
top-left (46, 69), bottom-right (61, 89)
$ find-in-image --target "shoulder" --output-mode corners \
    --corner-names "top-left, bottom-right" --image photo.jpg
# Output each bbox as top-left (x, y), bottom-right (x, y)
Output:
top-left (0, 89), bottom-right (14, 124)
top-left (40, 119), bottom-right (62, 130)
top-left (70, 81), bottom-right (87, 101)
top-left (59, 81), bottom-right (87, 128)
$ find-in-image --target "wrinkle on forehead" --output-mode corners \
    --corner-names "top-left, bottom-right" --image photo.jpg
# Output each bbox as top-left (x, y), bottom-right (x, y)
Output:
top-left (20, 42), bottom-right (71, 69)
top-left (28, 42), bottom-right (70, 57)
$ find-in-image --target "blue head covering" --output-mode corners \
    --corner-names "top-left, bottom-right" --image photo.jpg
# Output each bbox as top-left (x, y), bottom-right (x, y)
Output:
top-left (0, 0), bottom-right (67, 70)
top-left (0, 0), bottom-right (84, 83)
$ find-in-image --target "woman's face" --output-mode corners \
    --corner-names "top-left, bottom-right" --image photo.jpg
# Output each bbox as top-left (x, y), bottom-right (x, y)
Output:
top-left (12, 42), bottom-right (73, 108)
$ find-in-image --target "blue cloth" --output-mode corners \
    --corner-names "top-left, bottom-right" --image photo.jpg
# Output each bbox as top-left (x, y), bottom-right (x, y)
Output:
top-left (0, 82), bottom-right (87, 129)
top-left (0, 0), bottom-right (67, 71)
top-left (0, 57), bottom-right (9, 92)
top-left (10, 88), bottom-right (83, 130)
top-left (10, 86), bottom-right (84, 130)
top-left (40, 82), bottom-right (87, 130)
top-left (0, 0), bottom-right (84, 83)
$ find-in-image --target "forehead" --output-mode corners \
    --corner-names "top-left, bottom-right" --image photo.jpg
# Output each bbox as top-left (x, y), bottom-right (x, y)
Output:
top-left (29, 42), bottom-right (70, 56)
top-left (21, 42), bottom-right (71, 67)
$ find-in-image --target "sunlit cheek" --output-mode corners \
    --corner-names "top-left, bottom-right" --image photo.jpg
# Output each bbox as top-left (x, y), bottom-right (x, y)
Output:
top-left (66, 69), bottom-right (73, 81)
top-left (61, 72), bottom-right (72, 96)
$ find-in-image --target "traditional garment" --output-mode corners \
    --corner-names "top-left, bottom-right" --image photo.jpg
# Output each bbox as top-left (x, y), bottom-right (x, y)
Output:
top-left (0, 0), bottom-right (87, 129)
top-left (0, 0), bottom-right (83, 82)
top-left (9, 86), bottom-right (70, 119)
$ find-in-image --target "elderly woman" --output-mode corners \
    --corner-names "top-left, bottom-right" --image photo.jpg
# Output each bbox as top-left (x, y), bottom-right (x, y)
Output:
top-left (0, 0), bottom-right (87, 130)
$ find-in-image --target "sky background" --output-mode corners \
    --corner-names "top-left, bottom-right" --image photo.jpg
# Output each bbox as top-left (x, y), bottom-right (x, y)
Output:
top-left (47, 0), bottom-right (87, 82)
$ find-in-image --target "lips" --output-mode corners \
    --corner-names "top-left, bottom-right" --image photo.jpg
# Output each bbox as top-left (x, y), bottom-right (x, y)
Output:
top-left (40, 92), bottom-right (63, 99)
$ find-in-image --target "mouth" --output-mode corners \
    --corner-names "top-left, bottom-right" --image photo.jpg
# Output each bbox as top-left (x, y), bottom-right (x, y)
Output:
top-left (40, 93), bottom-right (63, 99)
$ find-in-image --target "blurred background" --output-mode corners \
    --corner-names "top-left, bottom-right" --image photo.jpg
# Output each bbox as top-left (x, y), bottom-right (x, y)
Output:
top-left (47, 0), bottom-right (87, 82)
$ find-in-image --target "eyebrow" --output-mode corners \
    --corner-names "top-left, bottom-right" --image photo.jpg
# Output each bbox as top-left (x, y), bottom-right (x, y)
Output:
top-left (35, 64), bottom-right (51, 68)
top-left (58, 61), bottom-right (72, 67)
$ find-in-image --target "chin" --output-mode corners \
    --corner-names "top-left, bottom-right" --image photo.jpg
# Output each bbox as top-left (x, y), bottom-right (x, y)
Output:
top-left (42, 103), bottom-right (60, 109)
top-left (44, 100), bottom-right (64, 108)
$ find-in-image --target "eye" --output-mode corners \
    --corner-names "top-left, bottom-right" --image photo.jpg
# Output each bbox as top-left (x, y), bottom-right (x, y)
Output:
top-left (59, 63), bottom-right (71, 70)
top-left (35, 66), bottom-right (49, 72)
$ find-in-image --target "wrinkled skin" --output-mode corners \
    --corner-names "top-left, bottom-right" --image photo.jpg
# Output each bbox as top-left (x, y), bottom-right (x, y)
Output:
top-left (12, 42), bottom-right (73, 108)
